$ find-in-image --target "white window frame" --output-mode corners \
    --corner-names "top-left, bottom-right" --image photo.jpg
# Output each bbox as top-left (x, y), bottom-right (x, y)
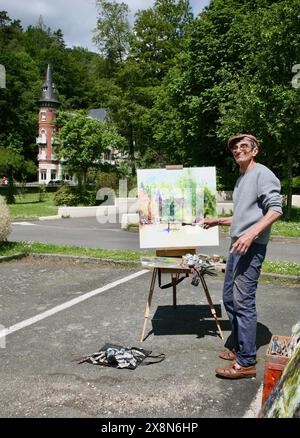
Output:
top-left (40, 170), bottom-right (47, 181)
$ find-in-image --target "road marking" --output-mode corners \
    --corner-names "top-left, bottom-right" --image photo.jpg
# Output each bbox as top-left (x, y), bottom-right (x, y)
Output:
top-left (243, 383), bottom-right (263, 418)
top-left (12, 222), bottom-right (36, 226)
top-left (0, 269), bottom-right (149, 340)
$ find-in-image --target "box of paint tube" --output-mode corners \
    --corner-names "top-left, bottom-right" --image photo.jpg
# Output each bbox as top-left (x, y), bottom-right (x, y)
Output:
top-left (262, 335), bottom-right (291, 407)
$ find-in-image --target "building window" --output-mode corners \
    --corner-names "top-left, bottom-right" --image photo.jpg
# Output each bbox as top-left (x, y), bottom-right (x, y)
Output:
top-left (51, 171), bottom-right (56, 180)
top-left (103, 151), bottom-right (111, 161)
top-left (40, 170), bottom-right (47, 181)
top-left (41, 111), bottom-right (46, 121)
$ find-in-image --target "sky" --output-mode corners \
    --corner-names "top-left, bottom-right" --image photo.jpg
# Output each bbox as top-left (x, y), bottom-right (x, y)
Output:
top-left (1, 0), bottom-right (210, 52)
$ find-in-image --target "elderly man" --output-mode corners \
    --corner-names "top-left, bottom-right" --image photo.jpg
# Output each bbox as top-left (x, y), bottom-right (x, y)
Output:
top-left (204, 134), bottom-right (282, 379)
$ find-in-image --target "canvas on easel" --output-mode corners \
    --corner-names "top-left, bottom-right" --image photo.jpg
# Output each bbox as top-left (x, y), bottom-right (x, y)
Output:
top-left (137, 167), bottom-right (219, 249)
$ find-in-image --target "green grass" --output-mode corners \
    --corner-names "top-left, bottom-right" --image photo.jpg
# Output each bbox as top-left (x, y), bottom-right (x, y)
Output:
top-left (8, 192), bottom-right (58, 220)
top-left (271, 221), bottom-right (300, 237)
top-left (0, 241), bottom-right (154, 261)
top-left (220, 219), bottom-right (300, 238)
top-left (262, 259), bottom-right (300, 276)
top-left (0, 241), bottom-right (299, 277)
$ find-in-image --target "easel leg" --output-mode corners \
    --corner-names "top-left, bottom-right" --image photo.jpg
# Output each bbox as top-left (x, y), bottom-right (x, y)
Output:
top-left (140, 268), bottom-right (157, 342)
top-left (199, 275), bottom-right (224, 340)
top-left (172, 273), bottom-right (178, 308)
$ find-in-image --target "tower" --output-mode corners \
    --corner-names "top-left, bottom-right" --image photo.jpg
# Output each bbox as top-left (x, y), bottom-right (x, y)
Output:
top-left (36, 64), bottom-right (60, 183)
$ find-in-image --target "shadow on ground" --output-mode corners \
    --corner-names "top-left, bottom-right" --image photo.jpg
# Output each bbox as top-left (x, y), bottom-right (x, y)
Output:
top-left (147, 304), bottom-right (272, 350)
top-left (224, 322), bottom-right (273, 351)
top-left (146, 304), bottom-right (230, 339)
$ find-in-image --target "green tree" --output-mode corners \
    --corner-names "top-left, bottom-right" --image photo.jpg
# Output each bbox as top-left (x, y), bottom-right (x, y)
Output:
top-left (151, 0), bottom-right (300, 191)
top-left (56, 111), bottom-right (125, 188)
top-left (0, 147), bottom-right (36, 203)
top-left (0, 46), bottom-right (41, 164)
top-left (131, 0), bottom-right (193, 82)
top-left (217, 0), bottom-right (300, 219)
top-left (93, 0), bottom-right (131, 65)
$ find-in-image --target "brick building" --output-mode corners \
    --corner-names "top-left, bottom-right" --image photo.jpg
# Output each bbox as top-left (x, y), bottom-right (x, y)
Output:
top-left (36, 64), bottom-right (62, 184)
top-left (36, 65), bottom-right (128, 184)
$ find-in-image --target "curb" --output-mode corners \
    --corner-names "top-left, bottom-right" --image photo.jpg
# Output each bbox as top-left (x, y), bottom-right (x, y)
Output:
top-left (0, 253), bottom-right (27, 263)
top-left (30, 253), bottom-right (140, 267)
top-left (1, 253), bottom-right (299, 281)
top-left (39, 215), bottom-right (61, 221)
top-left (260, 272), bottom-right (300, 281)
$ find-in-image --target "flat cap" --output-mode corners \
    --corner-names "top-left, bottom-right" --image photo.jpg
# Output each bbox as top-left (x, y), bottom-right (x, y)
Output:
top-left (227, 134), bottom-right (259, 150)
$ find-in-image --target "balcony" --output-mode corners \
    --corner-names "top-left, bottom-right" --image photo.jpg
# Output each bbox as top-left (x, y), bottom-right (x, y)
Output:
top-left (38, 152), bottom-right (46, 160)
top-left (36, 136), bottom-right (47, 145)
top-left (51, 137), bottom-right (60, 145)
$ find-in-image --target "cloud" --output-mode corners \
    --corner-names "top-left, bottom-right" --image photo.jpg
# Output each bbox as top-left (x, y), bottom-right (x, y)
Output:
top-left (1, 0), bottom-right (210, 51)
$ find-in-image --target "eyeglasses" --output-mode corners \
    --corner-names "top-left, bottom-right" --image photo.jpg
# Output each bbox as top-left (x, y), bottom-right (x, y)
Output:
top-left (230, 143), bottom-right (253, 153)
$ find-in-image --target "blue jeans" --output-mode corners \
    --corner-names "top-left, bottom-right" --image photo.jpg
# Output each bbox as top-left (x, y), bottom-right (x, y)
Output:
top-left (223, 243), bottom-right (267, 367)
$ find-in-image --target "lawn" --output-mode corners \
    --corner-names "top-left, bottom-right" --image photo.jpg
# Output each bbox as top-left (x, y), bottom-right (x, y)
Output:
top-left (271, 220), bottom-right (300, 237)
top-left (0, 241), bottom-right (299, 277)
top-left (0, 241), bottom-right (153, 261)
top-left (7, 192), bottom-right (58, 220)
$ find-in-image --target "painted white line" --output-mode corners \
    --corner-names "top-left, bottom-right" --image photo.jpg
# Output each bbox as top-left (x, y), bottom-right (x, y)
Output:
top-left (0, 269), bottom-right (149, 340)
top-left (243, 383), bottom-right (263, 418)
top-left (12, 222), bottom-right (36, 226)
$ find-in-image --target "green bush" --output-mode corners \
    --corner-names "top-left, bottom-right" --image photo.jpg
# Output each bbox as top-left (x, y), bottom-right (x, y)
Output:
top-left (281, 206), bottom-right (300, 222)
top-left (38, 184), bottom-right (47, 202)
top-left (0, 196), bottom-right (11, 241)
top-left (281, 176), bottom-right (300, 195)
top-left (53, 186), bottom-right (80, 206)
top-left (53, 186), bottom-right (99, 206)
top-left (95, 171), bottom-right (118, 190)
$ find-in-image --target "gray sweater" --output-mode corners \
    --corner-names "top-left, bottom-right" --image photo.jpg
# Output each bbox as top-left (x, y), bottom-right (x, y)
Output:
top-left (230, 163), bottom-right (282, 245)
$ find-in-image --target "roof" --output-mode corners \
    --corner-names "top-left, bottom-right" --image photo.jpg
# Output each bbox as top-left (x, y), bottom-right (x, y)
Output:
top-left (39, 64), bottom-right (60, 106)
top-left (88, 108), bottom-right (107, 122)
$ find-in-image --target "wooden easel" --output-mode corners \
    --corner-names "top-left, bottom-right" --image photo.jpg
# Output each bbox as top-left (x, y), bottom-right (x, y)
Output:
top-left (140, 164), bottom-right (223, 341)
top-left (140, 247), bottom-right (224, 342)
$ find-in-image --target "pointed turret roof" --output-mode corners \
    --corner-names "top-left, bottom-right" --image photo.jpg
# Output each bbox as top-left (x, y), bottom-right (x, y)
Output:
top-left (39, 64), bottom-right (60, 107)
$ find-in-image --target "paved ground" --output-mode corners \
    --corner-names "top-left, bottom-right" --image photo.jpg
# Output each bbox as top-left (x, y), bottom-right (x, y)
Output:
top-left (10, 217), bottom-right (300, 263)
top-left (0, 256), bottom-right (299, 418)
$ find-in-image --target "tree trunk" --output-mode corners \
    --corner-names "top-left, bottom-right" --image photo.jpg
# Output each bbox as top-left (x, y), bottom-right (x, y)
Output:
top-left (83, 171), bottom-right (87, 190)
top-left (285, 148), bottom-right (293, 221)
top-left (129, 125), bottom-right (136, 176)
top-left (6, 167), bottom-right (15, 204)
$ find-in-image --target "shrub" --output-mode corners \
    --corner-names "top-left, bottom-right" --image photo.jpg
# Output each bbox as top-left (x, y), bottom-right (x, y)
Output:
top-left (96, 171), bottom-right (118, 190)
top-left (38, 184), bottom-right (47, 202)
top-left (53, 186), bottom-right (99, 206)
top-left (281, 176), bottom-right (300, 195)
top-left (53, 186), bottom-right (80, 206)
top-left (0, 196), bottom-right (11, 241)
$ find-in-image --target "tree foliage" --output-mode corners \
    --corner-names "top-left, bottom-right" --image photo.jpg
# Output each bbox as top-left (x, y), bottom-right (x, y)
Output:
top-left (0, 0), bottom-right (300, 217)
top-left (93, 0), bottom-right (131, 65)
top-left (56, 110), bottom-right (125, 187)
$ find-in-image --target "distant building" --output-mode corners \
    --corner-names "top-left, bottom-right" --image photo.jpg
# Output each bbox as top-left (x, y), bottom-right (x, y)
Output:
top-left (36, 65), bottom-right (124, 184)
top-left (36, 64), bottom-right (62, 184)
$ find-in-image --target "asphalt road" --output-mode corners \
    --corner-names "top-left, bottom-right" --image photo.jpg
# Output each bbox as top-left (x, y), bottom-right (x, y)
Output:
top-left (9, 217), bottom-right (300, 263)
top-left (1, 256), bottom-right (299, 418)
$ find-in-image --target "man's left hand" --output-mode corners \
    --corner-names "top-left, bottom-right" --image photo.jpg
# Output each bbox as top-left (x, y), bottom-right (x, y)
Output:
top-left (231, 233), bottom-right (256, 255)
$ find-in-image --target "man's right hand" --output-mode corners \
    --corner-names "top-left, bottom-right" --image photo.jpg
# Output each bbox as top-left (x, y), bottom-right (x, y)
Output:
top-left (203, 217), bottom-right (219, 229)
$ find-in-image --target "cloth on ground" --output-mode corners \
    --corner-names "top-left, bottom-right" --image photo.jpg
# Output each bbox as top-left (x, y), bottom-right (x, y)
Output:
top-left (77, 343), bottom-right (165, 369)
